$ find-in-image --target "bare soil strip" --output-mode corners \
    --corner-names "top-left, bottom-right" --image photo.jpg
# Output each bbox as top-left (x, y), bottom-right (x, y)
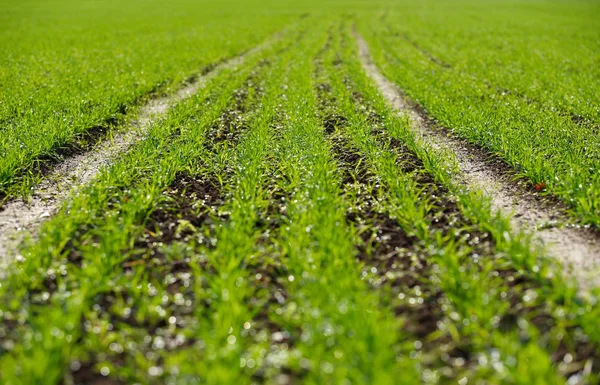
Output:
top-left (355, 31), bottom-right (600, 288)
top-left (344, 83), bottom-right (600, 380)
top-left (69, 173), bottom-right (222, 384)
top-left (316, 79), bottom-right (480, 379)
top-left (79, 172), bottom-right (243, 384)
top-left (314, 60), bottom-right (465, 379)
top-left (63, 69), bottom-right (273, 382)
top-left (0, 48), bottom-right (258, 272)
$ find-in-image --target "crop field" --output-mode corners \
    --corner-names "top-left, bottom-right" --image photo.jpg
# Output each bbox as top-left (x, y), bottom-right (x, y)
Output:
top-left (1, 0), bottom-right (599, 384)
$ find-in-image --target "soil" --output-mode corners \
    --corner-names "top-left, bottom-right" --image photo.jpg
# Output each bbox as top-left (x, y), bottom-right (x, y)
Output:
top-left (66, 63), bottom-right (270, 383)
top-left (313, 64), bottom-right (483, 380)
top-left (67, 173), bottom-right (223, 385)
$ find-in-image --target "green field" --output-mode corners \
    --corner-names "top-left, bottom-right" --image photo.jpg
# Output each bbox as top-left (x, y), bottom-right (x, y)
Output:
top-left (1, 0), bottom-right (599, 384)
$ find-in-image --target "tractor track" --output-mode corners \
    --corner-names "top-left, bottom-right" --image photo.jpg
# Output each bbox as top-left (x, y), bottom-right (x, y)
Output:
top-left (0, 44), bottom-right (263, 274)
top-left (355, 30), bottom-right (600, 289)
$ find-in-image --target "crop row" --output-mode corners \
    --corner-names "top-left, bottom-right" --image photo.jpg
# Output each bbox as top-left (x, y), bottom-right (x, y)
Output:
top-left (1, 17), bottom-right (598, 384)
top-left (0, 0), bottom-right (294, 199)
top-left (356, 0), bottom-right (600, 225)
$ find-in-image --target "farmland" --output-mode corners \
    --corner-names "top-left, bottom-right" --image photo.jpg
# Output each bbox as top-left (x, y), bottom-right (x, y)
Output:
top-left (0, 0), bottom-right (599, 384)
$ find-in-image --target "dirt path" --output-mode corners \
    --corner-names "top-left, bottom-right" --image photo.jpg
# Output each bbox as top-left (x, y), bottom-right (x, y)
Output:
top-left (355, 31), bottom-right (600, 289)
top-left (0, 48), bottom-right (258, 274)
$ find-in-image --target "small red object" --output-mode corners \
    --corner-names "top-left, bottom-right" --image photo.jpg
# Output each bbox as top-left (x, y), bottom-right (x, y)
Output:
top-left (535, 182), bottom-right (546, 191)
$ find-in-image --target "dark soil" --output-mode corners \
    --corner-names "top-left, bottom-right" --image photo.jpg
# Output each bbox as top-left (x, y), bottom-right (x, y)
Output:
top-left (312, 42), bottom-right (600, 380)
top-left (66, 62), bottom-right (271, 384)
top-left (344, 33), bottom-right (600, 381)
top-left (313, 57), bottom-right (478, 379)
top-left (67, 173), bottom-right (224, 385)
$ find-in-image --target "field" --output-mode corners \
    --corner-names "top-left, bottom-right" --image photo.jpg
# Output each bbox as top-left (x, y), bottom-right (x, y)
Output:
top-left (1, 0), bottom-right (600, 384)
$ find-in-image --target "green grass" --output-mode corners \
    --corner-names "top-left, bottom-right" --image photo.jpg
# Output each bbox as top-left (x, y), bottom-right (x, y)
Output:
top-left (0, 1), bottom-right (599, 384)
top-left (356, 0), bottom-right (600, 226)
top-left (0, 0), bottom-right (293, 198)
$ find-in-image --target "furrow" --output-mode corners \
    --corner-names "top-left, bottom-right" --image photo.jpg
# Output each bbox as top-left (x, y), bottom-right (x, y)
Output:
top-left (316, 85), bottom-right (456, 379)
top-left (257, 26), bottom-right (417, 384)
top-left (0, 41), bottom-right (269, 273)
top-left (354, 30), bottom-right (600, 289)
top-left (169, 56), bottom-right (293, 384)
top-left (78, 62), bottom-right (278, 383)
top-left (69, 172), bottom-right (226, 385)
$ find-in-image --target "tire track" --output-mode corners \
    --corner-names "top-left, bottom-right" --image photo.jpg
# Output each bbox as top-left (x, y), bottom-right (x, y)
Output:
top-left (354, 30), bottom-right (600, 289)
top-left (0, 44), bottom-right (265, 273)
top-left (2, 63), bottom-right (275, 383)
